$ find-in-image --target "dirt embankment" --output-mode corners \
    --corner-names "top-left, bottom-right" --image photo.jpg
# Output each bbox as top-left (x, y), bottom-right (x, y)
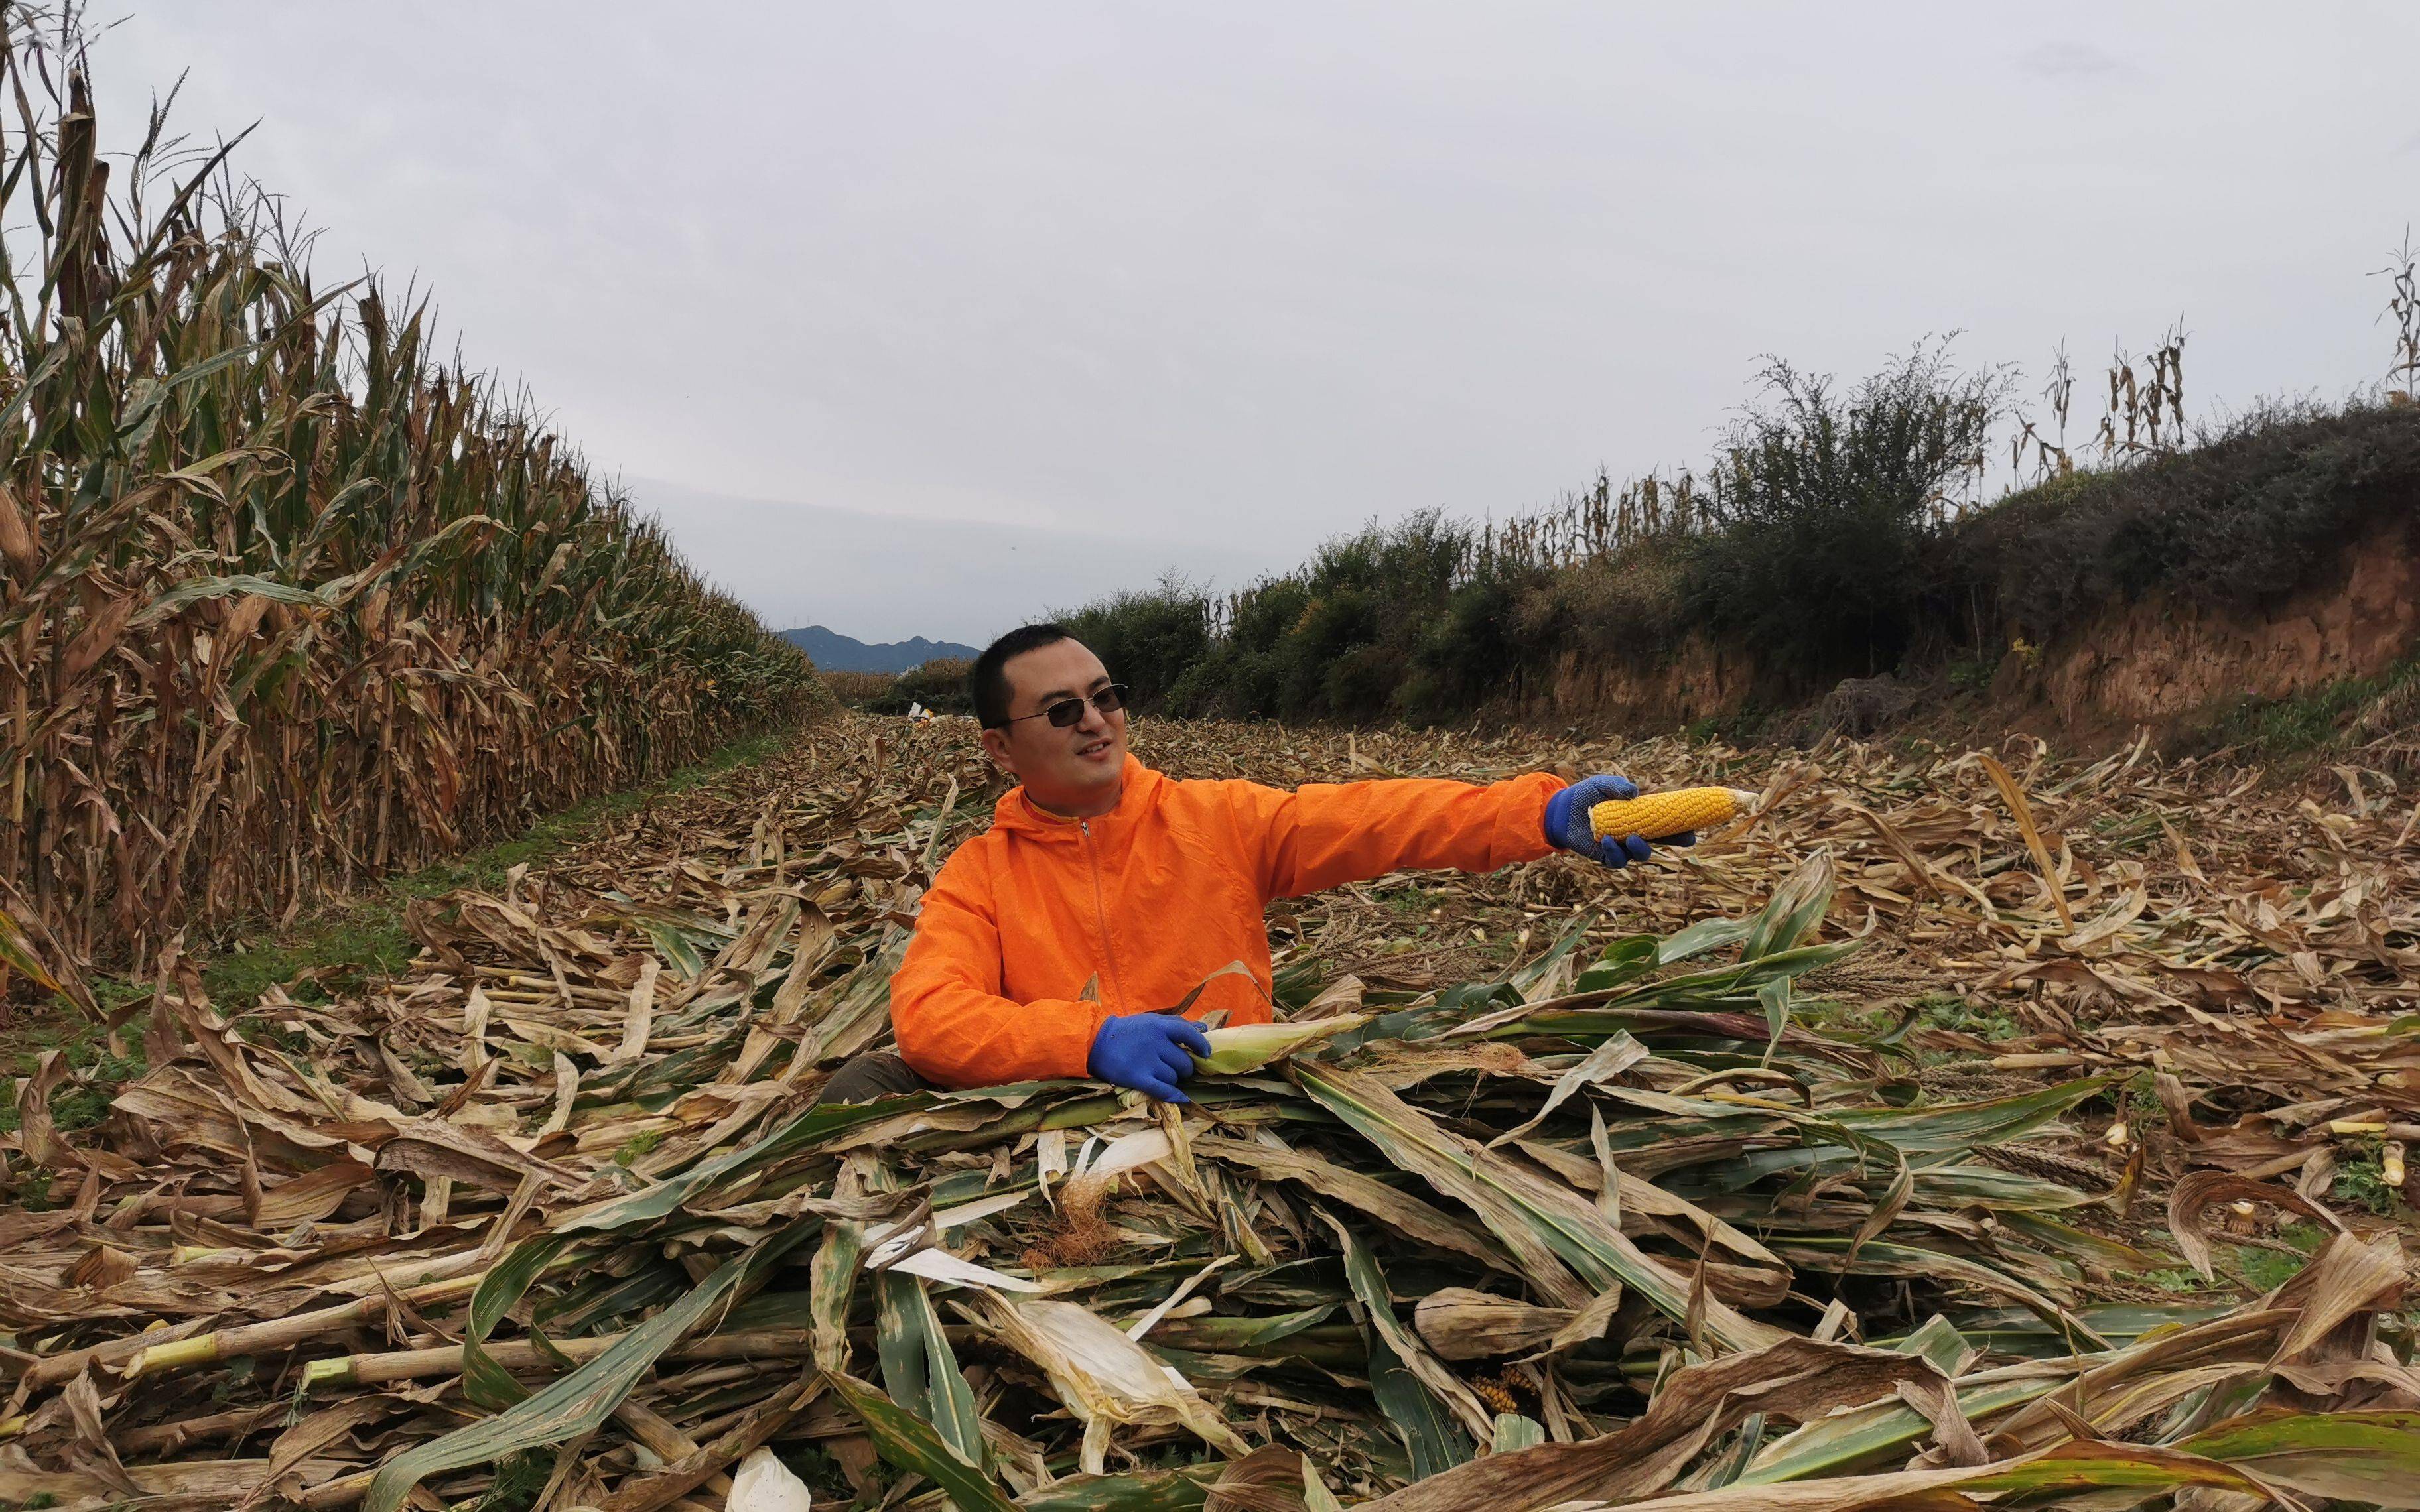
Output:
top-left (1532, 635), bottom-right (1754, 730)
top-left (1999, 511), bottom-right (2420, 729)
top-left (1527, 511), bottom-right (2420, 742)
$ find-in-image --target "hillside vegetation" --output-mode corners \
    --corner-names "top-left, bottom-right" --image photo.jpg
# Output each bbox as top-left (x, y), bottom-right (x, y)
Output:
top-left (1063, 334), bottom-right (2420, 733)
top-left (0, 17), bottom-right (825, 987)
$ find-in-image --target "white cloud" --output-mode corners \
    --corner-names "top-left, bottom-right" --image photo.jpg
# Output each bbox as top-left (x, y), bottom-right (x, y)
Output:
top-left (2017, 40), bottom-right (2133, 80)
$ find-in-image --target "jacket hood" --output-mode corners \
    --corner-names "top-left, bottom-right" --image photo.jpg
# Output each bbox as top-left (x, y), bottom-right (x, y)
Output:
top-left (988, 754), bottom-right (1162, 840)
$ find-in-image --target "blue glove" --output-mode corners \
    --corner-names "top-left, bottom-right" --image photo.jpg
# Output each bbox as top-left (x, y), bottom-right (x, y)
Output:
top-left (1087, 1011), bottom-right (1212, 1103)
top-left (1543, 773), bottom-right (1696, 869)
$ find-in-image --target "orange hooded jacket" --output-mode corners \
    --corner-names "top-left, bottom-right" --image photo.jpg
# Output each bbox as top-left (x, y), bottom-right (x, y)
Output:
top-left (889, 753), bottom-right (1566, 1088)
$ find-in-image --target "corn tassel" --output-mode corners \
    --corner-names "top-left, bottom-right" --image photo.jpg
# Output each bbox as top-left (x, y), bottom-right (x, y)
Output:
top-left (1589, 787), bottom-right (1757, 843)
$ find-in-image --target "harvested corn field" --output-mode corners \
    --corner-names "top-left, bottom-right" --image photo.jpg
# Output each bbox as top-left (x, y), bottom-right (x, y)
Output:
top-left (5, 714), bottom-right (2420, 1509)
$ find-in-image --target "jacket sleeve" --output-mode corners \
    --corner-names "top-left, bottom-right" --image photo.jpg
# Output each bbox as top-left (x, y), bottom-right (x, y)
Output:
top-left (888, 848), bottom-right (1107, 1090)
top-left (1223, 770), bottom-right (1567, 901)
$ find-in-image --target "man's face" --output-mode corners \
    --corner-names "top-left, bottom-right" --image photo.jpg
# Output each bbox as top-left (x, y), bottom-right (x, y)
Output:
top-left (980, 639), bottom-right (1128, 812)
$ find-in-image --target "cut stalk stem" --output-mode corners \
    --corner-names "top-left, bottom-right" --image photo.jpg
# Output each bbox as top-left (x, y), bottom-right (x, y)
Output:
top-left (301, 1326), bottom-right (819, 1389)
top-left (21, 1271), bottom-right (490, 1391)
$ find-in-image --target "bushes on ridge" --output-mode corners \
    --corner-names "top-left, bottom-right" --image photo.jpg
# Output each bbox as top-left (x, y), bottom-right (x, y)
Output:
top-left (1042, 365), bottom-right (2420, 729)
top-left (1943, 398), bottom-right (2420, 643)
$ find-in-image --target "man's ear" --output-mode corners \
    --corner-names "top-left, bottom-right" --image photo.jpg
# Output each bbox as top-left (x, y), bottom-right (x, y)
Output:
top-left (979, 726), bottom-right (1017, 773)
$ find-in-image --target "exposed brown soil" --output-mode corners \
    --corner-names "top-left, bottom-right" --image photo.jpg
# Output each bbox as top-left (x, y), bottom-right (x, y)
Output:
top-left (2015, 512), bottom-right (2420, 726)
top-left (1518, 511), bottom-right (2420, 751)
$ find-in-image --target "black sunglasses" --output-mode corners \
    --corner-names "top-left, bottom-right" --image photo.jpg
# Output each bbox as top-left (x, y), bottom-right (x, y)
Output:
top-left (994, 684), bottom-right (1129, 730)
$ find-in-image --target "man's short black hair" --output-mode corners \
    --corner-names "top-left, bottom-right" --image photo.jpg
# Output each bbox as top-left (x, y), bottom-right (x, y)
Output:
top-left (972, 623), bottom-right (1074, 728)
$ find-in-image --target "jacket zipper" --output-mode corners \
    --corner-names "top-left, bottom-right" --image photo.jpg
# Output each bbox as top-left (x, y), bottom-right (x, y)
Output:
top-left (1080, 820), bottom-right (1126, 1011)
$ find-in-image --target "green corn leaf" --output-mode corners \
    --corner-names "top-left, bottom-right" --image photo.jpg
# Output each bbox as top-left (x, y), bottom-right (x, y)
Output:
top-left (131, 571), bottom-right (336, 628)
top-left (1509, 911), bottom-right (1593, 995)
top-left (1890, 1315), bottom-right (1977, 1377)
top-left (1824, 1075), bottom-right (2115, 1151)
top-left (1656, 916), bottom-right (1755, 964)
top-left (2175, 1409), bottom-right (2420, 1506)
top-left (1757, 975), bottom-right (1791, 1062)
top-left (639, 918), bottom-right (707, 981)
top-left (824, 1367), bottom-right (1019, 1512)
top-left (810, 1218), bottom-right (863, 1375)
top-left (363, 1218), bottom-right (814, 1512)
top-left (1741, 850), bottom-right (1836, 961)
top-left (1294, 1062), bottom-right (1786, 1352)
top-left (461, 1234), bottom-right (571, 1409)
top-left (1017, 1465), bottom-right (1223, 1511)
top-left (876, 1268), bottom-right (986, 1468)
top-left (1324, 1210), bottom-right (1485, 1460)
top-left (1368, 1330), bottom-right (1468, 1482)
top-left (1739, 1372), bottom-right (2062, 1485)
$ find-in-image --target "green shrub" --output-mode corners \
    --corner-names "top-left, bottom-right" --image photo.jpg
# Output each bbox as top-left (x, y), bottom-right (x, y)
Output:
top-left (896, 657), bottom-right (975, 716)
top-left (1057, 574), bottom-right (1215, 708)
top-left (1405, 573), bottom-right (1537, 720)
top-left (1512, 538), bottom-right (1690, 659)
top-left (854, 657), bottom-right (973, 716)
top-left (1683, 342), bottom-right (2007, 680)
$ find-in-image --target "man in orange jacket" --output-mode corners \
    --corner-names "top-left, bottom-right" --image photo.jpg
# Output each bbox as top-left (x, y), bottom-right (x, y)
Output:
top-left (818, 623), bottom-right (1685, 1104)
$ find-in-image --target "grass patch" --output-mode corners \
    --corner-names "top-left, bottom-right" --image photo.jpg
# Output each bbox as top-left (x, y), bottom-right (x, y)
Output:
top-left (2333, 1149), bottom-right (2403, 1218)
top-left (2236, 1224), bottom-right (2328, 1292)
top-left (2189, 658), bottom-right (2418, 765)
top-left (468, 1450), bottom-right (555, 1511)
top-left (0, 980), bottom-right (151, 1137)
top-left (1946, 656), bottom-right (1995, 695)
top-left (1378, 885), bottom-right (1446, 916)
top-left (1684, 703), bottom-right (1784, 747)
top-left (1915, 991), bottom-right (2019, 1043)
top-left (2145, 1223), bottom-right (2328, 1296)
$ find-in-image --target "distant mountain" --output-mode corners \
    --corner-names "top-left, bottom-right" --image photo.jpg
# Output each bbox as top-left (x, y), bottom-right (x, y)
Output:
top-left (783, 625), bottom-right (980, 674)
top-left (624, 477), bottom-right (1285, 652)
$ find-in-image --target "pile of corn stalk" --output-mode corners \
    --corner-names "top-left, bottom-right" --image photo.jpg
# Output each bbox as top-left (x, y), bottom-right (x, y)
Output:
top-left (5, 714), bottom-right (2419, 1511)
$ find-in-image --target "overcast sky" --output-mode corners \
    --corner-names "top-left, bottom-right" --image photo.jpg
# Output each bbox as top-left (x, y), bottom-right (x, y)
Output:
top-left (90, 3), bottom-right (2420, 645)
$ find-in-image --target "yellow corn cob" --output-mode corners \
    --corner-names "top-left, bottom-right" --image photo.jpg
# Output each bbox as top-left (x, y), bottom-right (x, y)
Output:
top-left (1589, 786), bottom-right (1757, 842)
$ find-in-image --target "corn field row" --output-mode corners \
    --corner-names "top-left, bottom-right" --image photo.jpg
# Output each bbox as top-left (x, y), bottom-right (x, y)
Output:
top-left (1469, 468), bottom-right (1710, 578)
top-left (0, 14), bottom-right (825, 983)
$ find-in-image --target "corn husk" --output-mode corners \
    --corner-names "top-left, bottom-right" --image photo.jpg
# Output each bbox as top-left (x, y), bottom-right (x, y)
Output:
top-left (727, 1447), bottom-right (815, 1511)
top-left (975, 1296), bottom-right (1254, 1472)
top-left (1411, 1287), bottom-right (1576, 1360)
top-left (1193, 1014), bottom-right (1371, 1075)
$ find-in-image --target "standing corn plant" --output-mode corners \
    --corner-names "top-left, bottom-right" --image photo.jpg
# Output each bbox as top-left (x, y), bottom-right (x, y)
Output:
top-left (0, 9), bottom-right (826, 986)
top-left (2381, 227), bottom-right (2420, 405)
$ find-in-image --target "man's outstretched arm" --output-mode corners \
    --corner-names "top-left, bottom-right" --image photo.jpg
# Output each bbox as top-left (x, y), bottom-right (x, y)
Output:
top-left (1229, 769), bottom-right (1683, 899)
